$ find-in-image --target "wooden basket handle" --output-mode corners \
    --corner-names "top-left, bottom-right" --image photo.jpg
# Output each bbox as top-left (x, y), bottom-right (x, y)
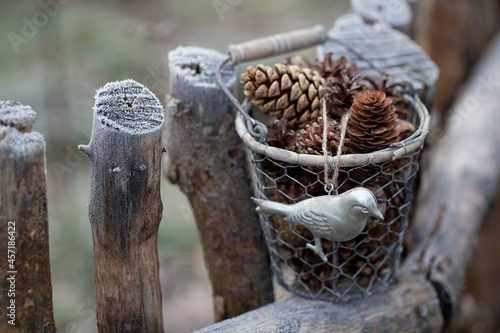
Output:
top-left (227, 25), bottom-right (327, 65)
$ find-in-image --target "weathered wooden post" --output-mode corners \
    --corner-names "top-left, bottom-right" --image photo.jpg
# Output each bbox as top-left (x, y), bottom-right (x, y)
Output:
top-left (163, 46), bottom-right (274, 321)
top-left (0, 101), bottom-right (55, 332)
top-left (79, 80), bottom-right (164, 332)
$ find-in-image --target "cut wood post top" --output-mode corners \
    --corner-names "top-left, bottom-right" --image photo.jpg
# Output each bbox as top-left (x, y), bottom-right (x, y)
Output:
top-left (0, 101), bottom-right (44, 155)
top-left (79, 79), bottom-right (164, 155)
top-left (168, 46), bottom-right (236, 131)
top-left (92, 79), bottom-right (163, 133)
top-left (0, 100), bottom-right (37, 132)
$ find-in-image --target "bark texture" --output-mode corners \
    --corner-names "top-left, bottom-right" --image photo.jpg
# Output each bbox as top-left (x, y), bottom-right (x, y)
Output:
top-left (80, 80), bottom-right (164, 332)
top-left (163, 46), bottom-right (274, 322)
top-left (0, 101), bottom-right (55, 332)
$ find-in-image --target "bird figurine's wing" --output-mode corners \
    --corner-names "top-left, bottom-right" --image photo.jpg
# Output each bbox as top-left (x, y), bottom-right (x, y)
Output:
top-left (286, 210), bottom-right (337, 235)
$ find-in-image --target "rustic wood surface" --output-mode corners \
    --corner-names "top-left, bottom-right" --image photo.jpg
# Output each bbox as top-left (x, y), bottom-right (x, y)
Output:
top-left (163, 46), bottom-right (274, 322)
top-left (413, 0), bottom-right (499, 114)
top-left (405, 33), bottom-right (500, 324)
top-left (317, 13), bottom-right (439, 109)
top-left (350, 0), bottom-right (412, 29)
top-left (79, 80), bottom-right (164, 332)
top-left (0, 101), bottom-right (55, 332)
top-left (444, 183), bottom-right (500, 332)
top-left (195, 272), bottom-right (443, 333)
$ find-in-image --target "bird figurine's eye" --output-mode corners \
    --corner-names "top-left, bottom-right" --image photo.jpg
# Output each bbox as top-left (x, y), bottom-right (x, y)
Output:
top-left (361, 207), bottom-right (369, 214)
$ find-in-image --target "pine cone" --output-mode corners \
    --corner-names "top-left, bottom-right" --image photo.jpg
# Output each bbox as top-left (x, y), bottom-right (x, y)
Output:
top-left (325, 73), bottom-right (365, 118)
top-left (363, 74), bottom-right (408, 116)
top-left (347, 90), bottom-right (398, 153)
top-left (311, 53), bottom-right (356, 81)
top-left (295, 117), bottom-right (341, 155)
top-left (346, 90), bottom-right (399, 184)
top-left (241, 64), bottom-right (326, 129)
top-left (312, 52), bottom-right (365, 119)
top-left (266, 118), bottom-right (298, 150)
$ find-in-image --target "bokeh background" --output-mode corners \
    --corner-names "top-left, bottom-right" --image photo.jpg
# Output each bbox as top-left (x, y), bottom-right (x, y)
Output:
top-left (0, 1), bottom-right (350, 332)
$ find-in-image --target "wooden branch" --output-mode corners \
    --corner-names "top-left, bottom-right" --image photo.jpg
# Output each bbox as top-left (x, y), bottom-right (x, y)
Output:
top-left (446, 187), bottom-right (500, 331)
top-left (405, 33), bottom-right (500, 323)
top-left (163, 46), bottom-right (274, 321)
top-left (195, 272), bottom-right (443, 333)
top-left (0, 101), bottom-right (55, 332)
top-left (80, 80), bottom-right (164, 332)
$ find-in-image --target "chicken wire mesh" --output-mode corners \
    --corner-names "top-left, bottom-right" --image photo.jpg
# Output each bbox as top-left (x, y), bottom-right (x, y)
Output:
top-left (236, 94), bottom-right (429, 302)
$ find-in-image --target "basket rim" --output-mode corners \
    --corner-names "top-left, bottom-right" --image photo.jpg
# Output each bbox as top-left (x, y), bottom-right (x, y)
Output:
top-left (236, 94), bottom-right (430, 168)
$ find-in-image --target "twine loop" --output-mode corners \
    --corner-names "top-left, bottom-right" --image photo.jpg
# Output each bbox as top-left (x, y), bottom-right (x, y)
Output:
top-left (322, 99), bottom-right (350, 193)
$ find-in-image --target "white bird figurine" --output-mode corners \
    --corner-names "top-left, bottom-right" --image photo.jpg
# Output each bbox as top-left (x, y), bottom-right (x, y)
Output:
top-left (252, 187), bottom-right (384, 262)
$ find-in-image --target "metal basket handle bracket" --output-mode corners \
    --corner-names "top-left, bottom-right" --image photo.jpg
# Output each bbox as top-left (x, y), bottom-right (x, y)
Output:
top-left (227, 25), bottom-right (327, 65)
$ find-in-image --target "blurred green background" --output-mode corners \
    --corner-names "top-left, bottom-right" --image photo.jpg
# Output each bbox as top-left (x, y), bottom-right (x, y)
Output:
top-left (0, 1), bottom-right (348, 332)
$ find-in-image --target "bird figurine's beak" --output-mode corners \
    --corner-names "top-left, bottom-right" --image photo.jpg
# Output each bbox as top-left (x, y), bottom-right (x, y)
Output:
top-left (372, 209), bottom-right (384, 220)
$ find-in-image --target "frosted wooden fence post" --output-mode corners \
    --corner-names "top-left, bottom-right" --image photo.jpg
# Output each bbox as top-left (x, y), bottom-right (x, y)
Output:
top-left (79, 80), bottom-right (164, 332)
top-left (163, 46), bottom-right (274, 321)
top-left (0, 101), bottom-right (55, 332)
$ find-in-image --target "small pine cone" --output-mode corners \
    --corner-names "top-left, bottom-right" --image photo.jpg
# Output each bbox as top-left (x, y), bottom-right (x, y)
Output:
top-left (313, 53), bottom-right (365, 119)
top-left (325, 72), bottom-right (365, 118)
top-left (266, 118), bottom-right (298, 150)
top-left (347, 90), bottom-right (399, 153)
top-left (311, 53), bottom-right (356, 81)
top-left (346, 90), bottom-right (399, 184)
top-left (241, 64), bottom-right (326, 129)
top-left (295, 117), bottom-right (340, 155)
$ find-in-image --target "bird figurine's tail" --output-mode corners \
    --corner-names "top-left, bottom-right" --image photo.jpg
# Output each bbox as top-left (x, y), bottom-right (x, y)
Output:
top-left (251, 197), bottom-right (291, 216)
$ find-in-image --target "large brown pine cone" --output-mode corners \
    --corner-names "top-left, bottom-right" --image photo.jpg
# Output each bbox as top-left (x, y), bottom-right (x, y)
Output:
top-left (347, 90), bottom-right (398, 153)
top-left (346, 90), bottom-right (399, 184)
top-left (241, 64), bottom-right (326, 129)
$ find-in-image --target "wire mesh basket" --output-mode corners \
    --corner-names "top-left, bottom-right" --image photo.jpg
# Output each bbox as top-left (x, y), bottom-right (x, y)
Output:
top-left (213, 24), bottom-right (433, 301)
top-left (235, 94), bottom-right (430, 302)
